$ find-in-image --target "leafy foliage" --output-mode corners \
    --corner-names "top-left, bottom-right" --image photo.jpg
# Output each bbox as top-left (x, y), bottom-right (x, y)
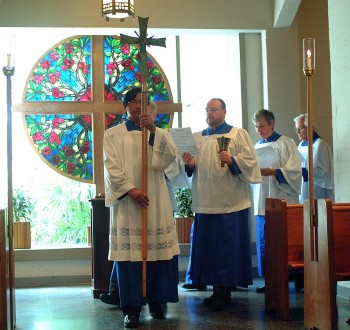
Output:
top-left (12, 188), bottom-right (37, 222)
top-left (174, 187), bottom-right (193, 218)
top-left (31, 181), bottom-right (95, 245)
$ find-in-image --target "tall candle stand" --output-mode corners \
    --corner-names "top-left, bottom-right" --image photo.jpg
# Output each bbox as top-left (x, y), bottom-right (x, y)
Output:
top-left (3, 57), bottom-right (15, 328)
top-left (303, 38), bottom-right (316, 260)
top-left (3, 61), bottom-right (15, 232)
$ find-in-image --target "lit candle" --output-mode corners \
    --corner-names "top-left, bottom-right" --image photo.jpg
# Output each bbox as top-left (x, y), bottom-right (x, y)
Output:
top-left (306, 49), bottom-right (312, 68)
top-left (7, 54), bottom-right (11, 67)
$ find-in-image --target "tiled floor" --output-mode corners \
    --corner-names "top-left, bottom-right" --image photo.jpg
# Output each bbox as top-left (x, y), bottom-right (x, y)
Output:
top-left (15, 279), bottom-right (350, 330)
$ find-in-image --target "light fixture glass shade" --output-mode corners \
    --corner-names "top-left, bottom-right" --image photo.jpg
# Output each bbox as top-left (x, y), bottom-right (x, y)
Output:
top-left (102, 0), bottom-right (135, 20)
top-left (303, 38), bottom-right (315, 70)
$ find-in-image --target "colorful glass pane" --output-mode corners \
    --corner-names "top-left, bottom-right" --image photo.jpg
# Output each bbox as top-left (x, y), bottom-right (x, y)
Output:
top-left (23, 35), bottom-right (173, 183)
top-left (105, 114), bottom-right (127, 130)
top-left (103, 36), bottom-right (170, 128)
top-left (104, 36), bottom-right (170, 101)
top-left (25, 114), bottom-right (93, 181)
top-left (25, 37), bottom-right (92, 102)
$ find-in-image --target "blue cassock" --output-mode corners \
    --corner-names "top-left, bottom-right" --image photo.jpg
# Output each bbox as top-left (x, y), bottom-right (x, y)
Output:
top-left (255, 132), bottom-right (288, 277)
top-left (113, 120), bottom-right (179, 308)
top-left (185, 122), bottom-right (253, 288)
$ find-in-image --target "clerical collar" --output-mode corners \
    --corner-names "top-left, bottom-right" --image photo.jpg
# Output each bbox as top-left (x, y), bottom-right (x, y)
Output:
top-left (259, 131), bottom-right (281, 144)
top-left (126, 120), bottom-right (141, 131)
top-left (203, 121), bottom-right (233, 136)
top-left (301, 132), bottom-right (320, 146)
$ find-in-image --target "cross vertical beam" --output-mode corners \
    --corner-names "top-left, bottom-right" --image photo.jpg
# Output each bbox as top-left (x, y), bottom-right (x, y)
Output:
top-left (120, 16), bottom-right (166, 297)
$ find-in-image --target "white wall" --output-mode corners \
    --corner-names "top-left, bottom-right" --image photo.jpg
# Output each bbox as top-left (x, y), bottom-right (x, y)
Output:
top-left (0, 0), bottom-right (273, 29)
top-left (328, 0), bottom-right (350, 202)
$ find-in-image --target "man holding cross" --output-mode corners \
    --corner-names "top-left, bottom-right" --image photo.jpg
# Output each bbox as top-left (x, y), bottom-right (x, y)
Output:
top-left (103, 88), bottom-right (180, 328)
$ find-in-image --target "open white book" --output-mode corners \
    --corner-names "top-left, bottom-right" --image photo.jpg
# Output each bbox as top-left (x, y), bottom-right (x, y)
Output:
top-left (255, 144), bottom-right (279, 168)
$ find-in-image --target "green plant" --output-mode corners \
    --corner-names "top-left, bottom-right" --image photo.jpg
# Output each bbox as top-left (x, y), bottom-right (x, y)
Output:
top-left (12, 188), bottom-right (36, 222)
top-left (174, 187), bottom-right (193, 218)
top-left (31, 180), bottom-right (94, 245)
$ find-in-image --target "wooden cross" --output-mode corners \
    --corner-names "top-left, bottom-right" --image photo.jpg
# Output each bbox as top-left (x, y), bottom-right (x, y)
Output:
top-left (120, 16), bottom-right (166, 76)
top-left (120, 17), bottom-right (166, 297)
top-left (14, 35), bottom-right (181, 196)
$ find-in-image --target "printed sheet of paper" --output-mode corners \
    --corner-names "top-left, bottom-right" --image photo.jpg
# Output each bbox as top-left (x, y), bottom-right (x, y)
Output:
top-left (255, 144), bottom-right (279, 168)
top-left (169, 127), bottom-right (199, 156)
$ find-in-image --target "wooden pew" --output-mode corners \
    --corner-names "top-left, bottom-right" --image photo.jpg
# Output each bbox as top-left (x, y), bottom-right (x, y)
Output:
top-left (304, 199), bottom-right (350, 329)
top-left (264, 198), bottom-right (304, 320)
top-left (265, 198), bottom-right (350, 324)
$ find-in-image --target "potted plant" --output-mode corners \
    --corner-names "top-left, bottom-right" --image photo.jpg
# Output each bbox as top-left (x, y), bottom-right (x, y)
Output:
top-left (12, 188), bottom-right (36, 249)
top-left (174, 187), bottom-right (194, 243)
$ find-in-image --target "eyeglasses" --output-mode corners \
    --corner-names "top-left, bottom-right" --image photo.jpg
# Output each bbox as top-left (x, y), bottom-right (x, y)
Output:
top-left (128, 100), bottom-right (141, 105)
top-left (295, 126), bottom-right (306, 133)
top-left (205, 107), bottom-right (221, 112)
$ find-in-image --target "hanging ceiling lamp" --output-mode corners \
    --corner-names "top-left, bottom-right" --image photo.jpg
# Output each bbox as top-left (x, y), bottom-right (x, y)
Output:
top-left (102, 0), bottom-right (135, 21)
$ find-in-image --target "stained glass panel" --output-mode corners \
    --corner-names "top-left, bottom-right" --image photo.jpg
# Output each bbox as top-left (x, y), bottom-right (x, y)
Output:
top-left (105, 114), bottom-right (127, 130)
top-left (103, 36), bottom-right (171, 129)
top-left (25, 114), bottom-right (93, 181)
top-left (25, 37), bottom-right (92, 102)
top-left (23, 35), bottom-right (173, 183)
top-left (104, 36), bottom-right (171, 102)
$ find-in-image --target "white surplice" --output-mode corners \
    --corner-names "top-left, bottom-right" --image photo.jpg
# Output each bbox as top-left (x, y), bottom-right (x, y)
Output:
top-left (190, 127), bottom-right (262, 214)
top-left (298, 138), bottom-right (334, 203)
top-left (252, 135), bottom-right (302, 216)
top-left (103, 124), bottom-right (180, 262)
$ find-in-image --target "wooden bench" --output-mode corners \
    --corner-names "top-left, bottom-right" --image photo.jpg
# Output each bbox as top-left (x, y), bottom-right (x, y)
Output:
top-left (304, 199), bottom-right (350, 329)
top-left (264, 198), bottom-right (304, 320)
top-left (265, 198), bottom-right (350, 324)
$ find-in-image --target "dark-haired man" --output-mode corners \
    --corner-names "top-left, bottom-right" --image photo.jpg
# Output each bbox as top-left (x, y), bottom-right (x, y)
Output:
top-left (103, 88), bottom-right (180, 328)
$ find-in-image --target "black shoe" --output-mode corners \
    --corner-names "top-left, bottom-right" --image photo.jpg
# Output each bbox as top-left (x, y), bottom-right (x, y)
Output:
top-left (124, 314), bottom-right (140, 328)
top-left (203, 294), bottom-right (230, 311)
top-left (181, 283), bottom-right (207, 290)
top-left (148, 301), bottom-right (167, 320)
top-left (256, 285), bottom-right (265, 293)
top-left (99, 292), bottom-right (120, 306)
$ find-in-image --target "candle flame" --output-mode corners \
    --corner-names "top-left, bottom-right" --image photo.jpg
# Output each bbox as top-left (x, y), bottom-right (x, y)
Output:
top-left (307, 49), bottom-right (312, 58)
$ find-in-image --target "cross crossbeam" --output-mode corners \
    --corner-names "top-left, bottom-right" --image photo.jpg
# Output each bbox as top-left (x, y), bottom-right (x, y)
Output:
top-left (120, 17), bottom-right (166, 76)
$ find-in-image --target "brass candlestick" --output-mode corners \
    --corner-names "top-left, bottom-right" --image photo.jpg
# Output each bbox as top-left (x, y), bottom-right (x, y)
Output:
top-left (217, 136), bottom-right (230, 167)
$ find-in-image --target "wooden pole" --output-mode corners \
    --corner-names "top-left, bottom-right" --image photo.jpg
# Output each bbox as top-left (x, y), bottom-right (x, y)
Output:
top-left (307, 75), bottom-right (316, 261)
top-left (120, 16), bottom-right (166, 298)
top-left (3, 62), bottom-right (16, 329)
top-left (141, 80), bottom-right (148, 298)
